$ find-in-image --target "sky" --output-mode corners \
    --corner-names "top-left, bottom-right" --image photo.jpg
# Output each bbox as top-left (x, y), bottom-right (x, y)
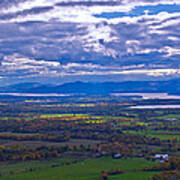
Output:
top-left (0, 0), bottom-right (180, 85)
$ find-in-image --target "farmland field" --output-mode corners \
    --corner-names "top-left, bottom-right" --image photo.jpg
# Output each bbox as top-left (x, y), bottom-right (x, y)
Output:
top-left (0, 96), bottom-right (179, 179)
top-left (0, 158), bottom-right (158, 180)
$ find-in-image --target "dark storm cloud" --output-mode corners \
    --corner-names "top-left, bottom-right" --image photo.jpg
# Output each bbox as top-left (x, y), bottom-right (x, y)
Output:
top-left (0, 0), bottom-right (27, 8)
top-left (56, 1), bottom-right (123, 7)
top-left (0, 21), bottom-right (90, 61)
top-left (0, 6), bottom-right (54, 20)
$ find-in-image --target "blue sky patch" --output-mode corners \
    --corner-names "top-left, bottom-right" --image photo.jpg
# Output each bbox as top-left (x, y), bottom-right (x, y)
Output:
top-left (93, 4), bottom-right (180, 19)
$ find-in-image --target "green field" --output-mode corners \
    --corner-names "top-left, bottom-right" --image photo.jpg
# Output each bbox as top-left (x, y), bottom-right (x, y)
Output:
top-left (152, 114), bottom-right (180, 119)
top-left (40, 114), bottom-right (88, 118)
top-left (123, 130), bottom-right (180, 140)
top-left (110, 171), bottom-right (158, 180)
top-left (148, 133), bottom-right (180, 140)
top-left (0, 158), bottom-right (75, 176)
top-left (0, 158), bottom-right (157, 180)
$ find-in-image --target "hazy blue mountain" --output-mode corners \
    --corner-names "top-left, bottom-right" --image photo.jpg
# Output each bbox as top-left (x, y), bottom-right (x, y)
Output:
top-left (0, 80), bottom-right (180, 95)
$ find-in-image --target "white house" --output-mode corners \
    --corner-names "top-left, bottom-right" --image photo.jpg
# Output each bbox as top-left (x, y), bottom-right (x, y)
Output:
top-left (112, 153), bottom-right (121, 159)
top-left (154, 154), bottom-right (168, 162)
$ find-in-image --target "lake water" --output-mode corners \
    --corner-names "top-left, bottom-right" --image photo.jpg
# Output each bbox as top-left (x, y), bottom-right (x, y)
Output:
top-left (1, 92), bottom-right (180, 99)
top-left (129, 105), bottom-right (180, 109)
top-left (0, 93), bottom-right (72, 97)
top-left (111, 93), bottom-right (180, 100)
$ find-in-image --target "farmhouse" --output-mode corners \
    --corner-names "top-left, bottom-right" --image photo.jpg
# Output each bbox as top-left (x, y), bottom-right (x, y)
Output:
top-left (165, 118), bottom-right (179, 121)
top-left (112, 153), bottom-right (121, 159)
top-left (154, 154), bottom-right (168, 162)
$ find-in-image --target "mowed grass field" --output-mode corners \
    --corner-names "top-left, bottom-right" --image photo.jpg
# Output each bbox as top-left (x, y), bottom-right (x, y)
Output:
top-left (123, 130), bottom-right (180, 140)
top-left (109, 171), bottom-right (157, 180)
top-left (148, 133), bottom-right (180, 140)
top-left (0, 157), bottom-right (158, 180)
top-left (153, 114), bottom-right (180, 119)
top-left (0, 158), bottom-right (75, 177)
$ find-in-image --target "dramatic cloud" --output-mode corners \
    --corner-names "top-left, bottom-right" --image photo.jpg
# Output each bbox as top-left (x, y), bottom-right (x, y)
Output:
top-left (0, 0), bottom-right (180, 84)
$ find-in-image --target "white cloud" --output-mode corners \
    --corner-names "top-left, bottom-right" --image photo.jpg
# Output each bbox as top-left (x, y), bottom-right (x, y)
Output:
top-left (81, 23), bottom-right (118, 56)
top-left (1, 53), bottom-right (180, 79)
top-left (2, 54), bottom-right (60, 72)
top-left (168, 36), bottom-right (179, 41)
top-left (159, 46), bottom-right (180, 57)
top-left (0, 0), bottom-right (180, 24)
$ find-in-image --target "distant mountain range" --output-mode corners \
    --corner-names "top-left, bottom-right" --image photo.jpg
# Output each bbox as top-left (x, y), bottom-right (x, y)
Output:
top-left (0, 80), bottom-right (180, 95)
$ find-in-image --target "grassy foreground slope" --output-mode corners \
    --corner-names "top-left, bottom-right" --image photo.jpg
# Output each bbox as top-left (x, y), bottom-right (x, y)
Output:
top-left (110, 171), bottom-right (157, 180)
top-left (0, 158), bottom-right (157, 180)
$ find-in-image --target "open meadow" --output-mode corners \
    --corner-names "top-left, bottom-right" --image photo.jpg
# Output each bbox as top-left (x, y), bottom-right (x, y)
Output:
top-left (0, 158), bottom-right (158, 180)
